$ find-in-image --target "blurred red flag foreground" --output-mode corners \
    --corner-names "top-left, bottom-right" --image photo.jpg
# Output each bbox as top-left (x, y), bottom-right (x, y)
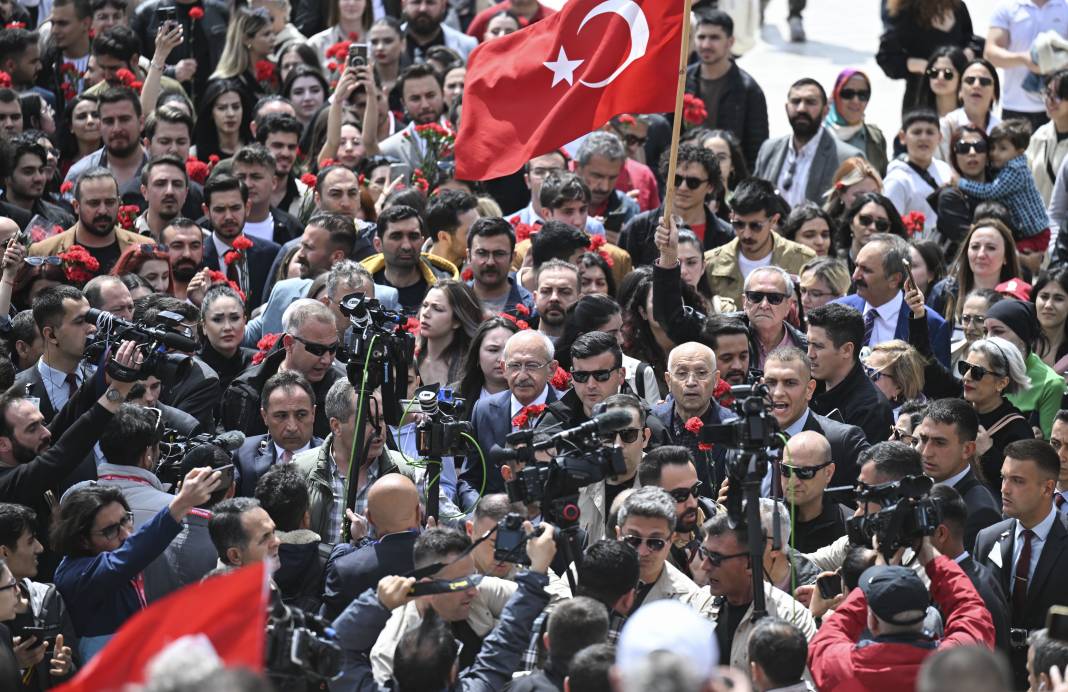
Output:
top-left (455, 0), bottom-right (684, 180)
top-left (56, 563), bottom-right (268, 692)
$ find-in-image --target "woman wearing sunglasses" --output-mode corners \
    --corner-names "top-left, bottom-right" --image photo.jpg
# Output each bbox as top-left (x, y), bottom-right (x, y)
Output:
top-left (928, 218), bottom-right (1021, 325)
top-left (938, 59), bottom-right (1001, 160)
top-left (824, 70), bottom-right (889, 176)
top-left (111, 244), bottom-right (173, 296)
top-left (931, 126), bottom-right (990, 257)
top-left (52, 468), bottom-right (220, 661)
top-left (916, 46), bottom-right (968, 118)
top-left (862, 340), bottom-right (927, 416)
top-left (834, 191), bottom-right (907, 271)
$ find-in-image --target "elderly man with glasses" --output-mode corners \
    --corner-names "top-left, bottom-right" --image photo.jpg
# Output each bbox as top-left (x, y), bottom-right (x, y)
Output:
top-left (743, 265), bottom-right (808, 371)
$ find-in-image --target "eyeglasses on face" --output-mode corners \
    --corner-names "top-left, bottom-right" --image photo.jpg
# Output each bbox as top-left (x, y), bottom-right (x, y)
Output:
top-left (674, 175), bottom-right (708, 190)
top-left (621, 535), bottom-right (668, 552)
top-left (954, 140), bottom-right (988, 155)
top-left (731, 218), bottom-right (768, 233)
top-left (505, 361), bottom-right (549, 374)
top-left (799, 287), bottom-right (839, 300)
top-left (670, 369), bottom-right (713, 383)
top-left (93, 511), bottom-right (134, 541)
top-left (667, 481), bottom-right (703, 503)
top-left (571, 367), bottom-right (618, 383)
top-left (599, 427), bottom-right (642, 444)
top-left (620, 133), bottom-right (647, 147)
top-left (839, 88), bottom-right (870, 102)
top-left (957, 360), bottom-right (1002, 381)
top-left (697, 545), bottom-right (750, 567)
top-left (780, 460), bottom-right (833, 480)
top-left (926, 67), bottom-right (955, 81)
top-left (138, 243), bottom-right (168, 254)
top-left (960, 314), bottom-right (986, 326)
top-left (963, 75), bottom-right (994, 87)
top-left (856, 214), bottom-right (890, 232)
top-left (864, 364), bottom-right (885, 382)
top-left (744, 290), bottom-right (787, 306)
top-left (292, 334), bottom-right (339, 357)
top-left (24, 256), bottom-right (63, 266)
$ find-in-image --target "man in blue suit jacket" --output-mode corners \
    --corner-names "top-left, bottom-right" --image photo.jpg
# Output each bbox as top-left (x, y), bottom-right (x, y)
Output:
top-left (836, 233), bottom-right (951, 367)
top-left (235, 432), bottom-right (325, 497)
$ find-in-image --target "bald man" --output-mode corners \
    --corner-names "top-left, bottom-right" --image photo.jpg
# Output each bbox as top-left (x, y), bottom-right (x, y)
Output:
top-left (781, 430), bottom-right (851, 553)
top-left (320, 474), bottom-right (422, 620)
top-left (651, 342), bottom-right (739, 499)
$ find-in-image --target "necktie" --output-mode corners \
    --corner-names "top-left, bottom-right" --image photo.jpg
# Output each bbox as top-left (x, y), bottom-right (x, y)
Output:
top-left (280, 449), bottom-right (293, 464)
top-left (863, 309), bottom-right (877, 346)
top-left (1056, 494), bottom-right (1066, 511)
top-left (1012, 528), bottom-right (1034, 617)
top-left (64, 372), bottom-right (77, 401)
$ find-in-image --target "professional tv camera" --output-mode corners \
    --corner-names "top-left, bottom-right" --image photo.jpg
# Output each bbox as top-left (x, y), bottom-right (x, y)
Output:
top-left (411, 386), bottom-right (475, 520)
top-left (265, 596), bottom-right (341, 686)
top-left (83, 309), bottom-right (195, 384)
top-left (155, 429), bottom-right (246, 488)
top-left (845, 475), bottom-right (943, 559)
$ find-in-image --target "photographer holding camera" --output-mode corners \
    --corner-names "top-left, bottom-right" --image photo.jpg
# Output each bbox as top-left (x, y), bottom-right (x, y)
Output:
top-left (331, 524), bottom-right (556, 691)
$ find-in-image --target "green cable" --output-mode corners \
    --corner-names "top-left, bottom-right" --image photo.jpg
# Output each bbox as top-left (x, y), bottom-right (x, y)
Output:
top-left (776, 432), bottom-right (800, 618)
top-left (339, 334), bottom-right (378, 543)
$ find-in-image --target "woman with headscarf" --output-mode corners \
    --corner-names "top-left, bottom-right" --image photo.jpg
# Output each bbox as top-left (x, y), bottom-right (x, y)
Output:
top-left (824, 70), bottom-right (889, 176)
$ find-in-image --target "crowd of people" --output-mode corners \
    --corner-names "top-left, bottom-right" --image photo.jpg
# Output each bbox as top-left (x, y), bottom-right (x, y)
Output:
top-left (0, 0), bottom-right (1065, 689)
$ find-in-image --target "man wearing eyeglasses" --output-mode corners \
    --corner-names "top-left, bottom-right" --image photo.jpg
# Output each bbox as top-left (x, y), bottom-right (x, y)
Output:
top-left (466, 217), bottom-right (534, 315)
top-left (743, 266), bottom-right (807, 371)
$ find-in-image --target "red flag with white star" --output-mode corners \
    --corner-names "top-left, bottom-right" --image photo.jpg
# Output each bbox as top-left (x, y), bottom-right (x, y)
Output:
top-left (454, 0), bottom-right (684, 181)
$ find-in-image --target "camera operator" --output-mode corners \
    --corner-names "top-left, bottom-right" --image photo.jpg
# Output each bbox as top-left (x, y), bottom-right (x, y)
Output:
top-left (652, 342), bottom-right (738, 498)
top-left (637, 445), bottom-right (719, 581)
top-left (1027, 629), bottom-right (1068, 692)
top-left (83, 275), bottom-right (135, 322)
top-left (807, 536), bottom-right (996, 691)
top-left (974, 439), bottom-right (1068, 689)
top-left (124, 373), bottom-right (202, 438)
top-left (207, 497), bottom-right (281, 574)
top-left (928, 484), bottom-right (1011, 651)
top-left (466, 495), bottom-right (523, 580)
top-left (330, 522), bottom-right (557, 692)
top-left (14, 286), bottom-right (97, 425)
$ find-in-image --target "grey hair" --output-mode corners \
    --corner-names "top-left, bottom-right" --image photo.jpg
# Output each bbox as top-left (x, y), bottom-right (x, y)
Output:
top-left (282, 298), bottom-right (335, 334)
top-left (867, 232), bottom-right (911, 289)
top-left (324, 377), bottom-right (355, 423)
top-left (967, 337), bottom-right (1031, 394)
top-left (326, 259), bottom-right (373, 299)
top-left (622, 650), bottom-right (704, 692)
top-left (744, 265), bottom-right (795, 299)
top-left (577, 131), bottom-right (626, 166)
top-left (503, 329), bottom-right (555, 363)
top-left (756, 497), bottom-right (791, 543)
top-left (617, 486), bottom-right (676, 529)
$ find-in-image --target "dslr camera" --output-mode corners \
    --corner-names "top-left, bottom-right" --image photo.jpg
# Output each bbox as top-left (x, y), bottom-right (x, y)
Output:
top-left (412, 387), bottom-right (473, 458)
top-left (84, 309), bottom-right (195, 384)
top-left (846, 475), bottom-right (942, 558)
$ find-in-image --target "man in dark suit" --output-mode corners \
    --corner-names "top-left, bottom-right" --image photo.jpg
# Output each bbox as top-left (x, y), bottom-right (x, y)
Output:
top-left (764, 347), bottom-right (870, 488)
top-left (320, 474), bottom-right (421, 620)
top-left (200, 174), bottom-right (281, 312)
top-left (916, 399), bottom-right (1002, 551)
top-left (1049, 411), bottom-right (1068, 514)
top-left (807, 303), bottom-right (895, 444)
top-left (835, 233), bottom-right (951, 368)
top-left (235, 371), bottom-right (322, 496)
top-left (931, 484), bottom-right (1011, 652)
top-left (974, 439), bottom-right (1068, 689)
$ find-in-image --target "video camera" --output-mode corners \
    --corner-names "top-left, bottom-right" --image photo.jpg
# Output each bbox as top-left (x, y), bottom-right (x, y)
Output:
top-left (845, 475), bottom-right (942, 559)
top-left (413, 387), bottom-right (473, 459)
top-left (265, 598), bottom-right (341, 684)
top-left (84, 309), bottom-right (195, 384)
top-left (336, 292), bottom-right (413, 387)
top-left (155, 429), bottom-right (246, 488)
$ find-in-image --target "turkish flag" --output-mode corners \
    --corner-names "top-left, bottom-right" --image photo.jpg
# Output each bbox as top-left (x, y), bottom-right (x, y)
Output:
top-left (455, 0), bottom-right (683, 180)
top-left (56, 563), bottom-right (269, 692)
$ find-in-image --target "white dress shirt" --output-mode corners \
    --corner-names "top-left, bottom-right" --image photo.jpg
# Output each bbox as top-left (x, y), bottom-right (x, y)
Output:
top-left (777, 130), bottom-right (823, 208)
top-left (863, 292), bottom-right (904, 347)
top-left (1012, 506), bottom-right (1059, 585)
top-left (510, 386), bottom-right (550, 432)
top-left (36, 358), bottom-right (85, 412)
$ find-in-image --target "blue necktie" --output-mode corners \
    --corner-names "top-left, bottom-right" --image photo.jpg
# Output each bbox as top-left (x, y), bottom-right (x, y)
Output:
top-left (864, 310), bottom-right (877, 346)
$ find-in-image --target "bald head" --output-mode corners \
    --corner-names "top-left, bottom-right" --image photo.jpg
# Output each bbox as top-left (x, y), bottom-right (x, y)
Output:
top-left (668, 342), bottom-right (716, 371)
top-left (366, 474), bottom-right (420, 534)
top-left (786, 430), bottom-right (832, 466)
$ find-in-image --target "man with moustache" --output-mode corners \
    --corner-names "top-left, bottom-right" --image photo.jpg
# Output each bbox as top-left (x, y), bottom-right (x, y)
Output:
top-left (379, 64), bottom-right (454, 170)
top-left (123, 106), bottom-right (204, 221)
top-left (133, 154), bottom-right (189, 239)
top-left (29, 168), bottom-right (150, 274)
top-left (754, 78), bottom-right (861, 208)
top-left (64, 87), bottom-right (148, 194)
top-left (534, 259), bottom-right (580, 341)
top-left (466, 217), bottom-right (535, 314)
top-left (161, 217), bottom-right (204, 302)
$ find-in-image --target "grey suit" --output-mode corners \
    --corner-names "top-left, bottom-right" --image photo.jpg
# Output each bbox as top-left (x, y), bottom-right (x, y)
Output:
top-left (754, 128), bottom-right (864, 203)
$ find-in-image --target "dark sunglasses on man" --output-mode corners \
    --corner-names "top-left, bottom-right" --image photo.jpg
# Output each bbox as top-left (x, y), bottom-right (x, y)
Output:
top-left (667, 481), bottom-right (703, 503)
top-left (744, 290), bottom-right (787, 306)
top-left (780, 460), bottom-right (833, 480)
top-left (599, 428), bottom-right (642, 444)
top-left (571, 367), bottom-right (617, 383)
top-left (293, 335), bottom-right (339, 357)
top-left (673, 174), bottom-right (708, 190)
top-left (697, 545), bottom-right (750, 567)
top-left (621, 535), bottom-right (668, 552)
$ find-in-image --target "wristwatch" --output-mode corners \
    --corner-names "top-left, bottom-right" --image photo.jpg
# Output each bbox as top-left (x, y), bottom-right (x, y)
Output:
top-left (105, 387), bottom-right (124, 402)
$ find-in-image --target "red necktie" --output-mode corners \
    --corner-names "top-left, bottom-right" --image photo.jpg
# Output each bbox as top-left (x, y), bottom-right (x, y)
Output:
top-left (1012, 528), bottom-right (1034, 618)
top-left (1056, 494), bottom-right (1066, 510)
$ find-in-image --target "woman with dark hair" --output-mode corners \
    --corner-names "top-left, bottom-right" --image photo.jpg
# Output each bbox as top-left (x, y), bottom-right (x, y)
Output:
top-left (700, 129), bottom-right (749, 199)
top-left (0, 556), bottom-right (69, 687)
top-left (578, 252), bottom-right (616, 297)
top-left (676, 228), bottom-right (715, 304)
top-left (19, 93), bottom-right (56, 137)
top-left (63, 95), bottom-right (101, 174)
top-left (939, 58), bottom-right (1001, 159)
top-left (416, 279), bottom-right (485, 387)
top-left (455, 316), bottom-right (520, 417)
top-left (933, 125), bottom-right (990, 252)
top-left (53, 469), bottom-right (220, 661)
top-left (782, 202), bottom-right (835, 257)
top-left (917, 46), bottom-right (968, 117)
top-left (876, 0), bottom-right (983, 114)
top-left (120, 274), bottom-right (154, 301)
top-left (199, 285), bottom-right (256, 391)
top-left (824, 69), bottom-right (889, 175)
top-left (192, 79), bottom-right (250, 162)
top-left (277, 42), bottom-right (322, 84)
top-left (1029, 69), bottom-right (1068, 203)
top-left (368, 18), bottom-right (407, 109)
top-left (1032, 267), bottom-right (1068, 372)
top-left (908, 239), bottom-right (945, 294)
top-left (307, 0), bottom-right (373, 66)
top-left (281, 64), bottom-right (329, 131)
top-left (111, 244), bottom-right (172, 295)
top-left (835, 191), bottom-right (907, 269)
top-left (928, 218), bottom-right (1021, 321)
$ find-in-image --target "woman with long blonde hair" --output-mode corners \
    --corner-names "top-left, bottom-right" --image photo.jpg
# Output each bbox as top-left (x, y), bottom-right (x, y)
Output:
top-left (211, 8), bottom-right (276, 88)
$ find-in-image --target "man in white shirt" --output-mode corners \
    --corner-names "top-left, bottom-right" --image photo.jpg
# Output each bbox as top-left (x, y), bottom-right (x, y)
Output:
top-left (884, 110), bottom-right (952, 231)
top-left (233, 144), bottom-right (285, 244)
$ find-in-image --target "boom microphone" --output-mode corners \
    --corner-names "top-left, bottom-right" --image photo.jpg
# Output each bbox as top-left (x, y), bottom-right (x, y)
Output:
top-left (552, 408), bottom-right (634, 445)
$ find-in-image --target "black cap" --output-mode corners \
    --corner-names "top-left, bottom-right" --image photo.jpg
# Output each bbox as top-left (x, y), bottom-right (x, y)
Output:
top-left (859, 565), bottom-right (929, 625)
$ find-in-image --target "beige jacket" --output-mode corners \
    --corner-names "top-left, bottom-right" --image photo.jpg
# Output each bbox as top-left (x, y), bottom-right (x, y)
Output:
top-left (645, 560), bottom-right (718, 619)
top-left (707, 581), bottom-right (817, 675)
top-left (578, 475), bottom-right (640, 545)
top-left (703, 232), bottom-right (815, 307)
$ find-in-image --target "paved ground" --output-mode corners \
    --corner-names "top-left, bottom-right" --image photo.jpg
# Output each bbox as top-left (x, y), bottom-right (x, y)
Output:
top-left (737, 0), bottom-right (1001, 140)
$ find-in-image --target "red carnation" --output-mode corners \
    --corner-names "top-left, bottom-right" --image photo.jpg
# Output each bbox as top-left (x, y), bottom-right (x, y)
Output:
top-left (514, 303), bottom-right (530, 316)
top-left (300, 172), bottom-right (317, 187)
top-left (208, 154), bottom-right (220, 165)
top-left (348, 32), bottom-right (359, 39)
top-left (5, 22), bottom-right (27, 29)
top-left (512, 403), bottom-right (546, 428)
top-left (550, 366), bottom-right (571, 390)
top-left (514, 222), bottom-right (537, 244)
top-left (231, 235), bottom-right (253, 251)
top-left (682, 94), bottom-right (708, 125)
top-left (252, 332), bottom-right (281, 364)
top-left (186, 158), bottom-right (210, 184)
top-left (0, 71), bottom-right (10, 89)
top-left (713, 379), bottom-right (735, 407)
top-left (516, 319), bottom-right (530, 330)
top-left (461, 267), bottom-right (473, 281)
top-left (115, 68), bottom-right (137, 86)
top-left (401, 316), bottom-right (420, 335)
top-left (684, 416), bottom-right (703, 434)
top-left (223, 249), bottom-right (240, 265)
top-left (60, 181), bottom-right (73, 194)
top-left (255, 60), bottom-right (275, 83)
top-left (618, 114), bottom-right (636, 126)
top-left (321, 158), bottom-right (338, 168)
top-left (588, 235), bottom-right (606, 251)
top-left (117, 204), bottom-right (140, 230)
top-left (698, 442), bottom-right (714, 452)
top-left (188, 6), bottom-right (204, 20)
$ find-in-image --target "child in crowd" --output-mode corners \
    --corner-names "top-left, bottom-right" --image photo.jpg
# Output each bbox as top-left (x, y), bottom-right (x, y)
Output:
top-left (884, 109), bottom-right (952, 232)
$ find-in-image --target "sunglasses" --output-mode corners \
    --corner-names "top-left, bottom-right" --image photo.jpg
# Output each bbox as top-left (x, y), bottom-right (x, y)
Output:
top-left (292, 334), bottom-right (339, 357)
top-left (839, 88), bottom-right (870, 102)
top-left (856, 214), bottom-right (890, 232)
top-left (621, 535), bottom-right (668, 552)
top-left (731, 218), bottom-right (768, 232)
top-left (697, 545), bottom-right (750, 567)
top-left (963, 75), bottom-right (994, 87)
top-left (674, 174), bottom-right (708, 190)
top-left (864, 365), bottom-right (885, 382)
top-left (599, 427), bottom-right (642, 444)
top-left (744, 290), bottom-right (787, 305)
top-left (954, 140), bottom-right (988, 155)
top-left (926, 67), bottom-right (955, 80)
top-left (781, 460), bottom-right (833, 480)
top-left (957, 360), bottom-right (1002, 381)
top-left (960, 314), bottom-right (986, 326)
top-left (667, 481), bottom-right (703, 503)
top-left (94, 511), bottom-right (134, 541)
top-left (24, 256), bottom-right (63, 266)
top-left (891, 427), bottom-right (917, 445)
top-left (571, 368), bottom-right (618, 383)
top-left (139, 243), bottom-right (168, 254)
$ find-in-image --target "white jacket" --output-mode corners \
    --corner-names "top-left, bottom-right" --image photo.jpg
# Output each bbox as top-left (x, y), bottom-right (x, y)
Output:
top-left (884, 158), bottom-right (953, 231)
top-left (1028, 120), bottom-right (1068, 204)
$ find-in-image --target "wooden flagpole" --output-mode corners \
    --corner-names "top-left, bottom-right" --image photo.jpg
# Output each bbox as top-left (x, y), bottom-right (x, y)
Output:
top-left (662, 0), bottom-right (695, 223)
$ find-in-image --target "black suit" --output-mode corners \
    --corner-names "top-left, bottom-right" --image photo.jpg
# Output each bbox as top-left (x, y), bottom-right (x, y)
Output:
top-left (201, 233), bottom-right (282, 312)
top-left (949, 469), bottom-right (1003, 552)
top-left (0, 201), bottom-right (31, 231)
top-left (159, 355), bottom-right (221, 433)
top-left (974, 513), bottom-right (1068, 689)
top-left (811, 361), bottom-right (895, 444)
top-left (13, 362), bottom-right (94, 425)
top-left (235, 433), bottom-right (324, 497)
top-left (959, 553), bottom-right (1011, 653)
top-left (801, 410), bottom-right (870, 489)
top-left (320, 530), bottom-right (418, 620)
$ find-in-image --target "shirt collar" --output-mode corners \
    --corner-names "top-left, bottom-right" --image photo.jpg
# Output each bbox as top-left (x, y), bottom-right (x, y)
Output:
top-left (942, 465), bottom-right (972, 488)
top-left (37, 358), bottom-right (79, 386)
top-left (954, 550), bottom-right (971, 564)
top-left (784, 409), bottom-right (811, 437)
top-left (212, 233), bottom-right (232, 262)
top-left (274, 441), bottom-right (311, 460)
top-left (1017, 505), bottom-right (1058, 543)
top-left (511, 386), bottom-right (550, 418)
top-left (865, 291), bottom-right (904, 319)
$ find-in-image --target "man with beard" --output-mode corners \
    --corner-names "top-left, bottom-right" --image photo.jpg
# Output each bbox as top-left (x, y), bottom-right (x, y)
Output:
top-left (425, 189), bottom-right (478, 270)
top-left (161, 217), bottom-right (204, 302)
top-left (742, 266), bottom-right (807, 371)
top-left (0, 88), bottom-right (23, 137)
top-left (29, 168), bottom-right (150, 274)
top-left (378, 64), bottom-right (452, 170)
top-left (254, 113), bottom-right (309, 218)
top-left (401, 0), bottom-right (476, 63)
top-left (361, 204), bottom-right (459, 316)
top-left (575, 132), bottom-right (640, 240)
top-left (0, 28), bottom-right (49, 105)
top-left (64, 87), bottom-right (148, 193)
top-left (134, 155), bottom-right (188, 239)
top-left (534, 259), bottom-right (580, 340)
top-left (754, 78), bottom-right (861, 208)
top-left (229, 144), bottom-right (303, 246)
top-left (294, 214), bottom-right (356, 280)
top-left (700, 315), bottom-right (752, 390)
top-left (466, 217), bottom-right (535, 314)
top-left (124, 106), bottom-right (203, 221)
top-left (200, 174), bottom-right (280, 311)
top-left (703, 177), bottom-right (814, 307)
top-left (0, 136), bottom-right (74, 227)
